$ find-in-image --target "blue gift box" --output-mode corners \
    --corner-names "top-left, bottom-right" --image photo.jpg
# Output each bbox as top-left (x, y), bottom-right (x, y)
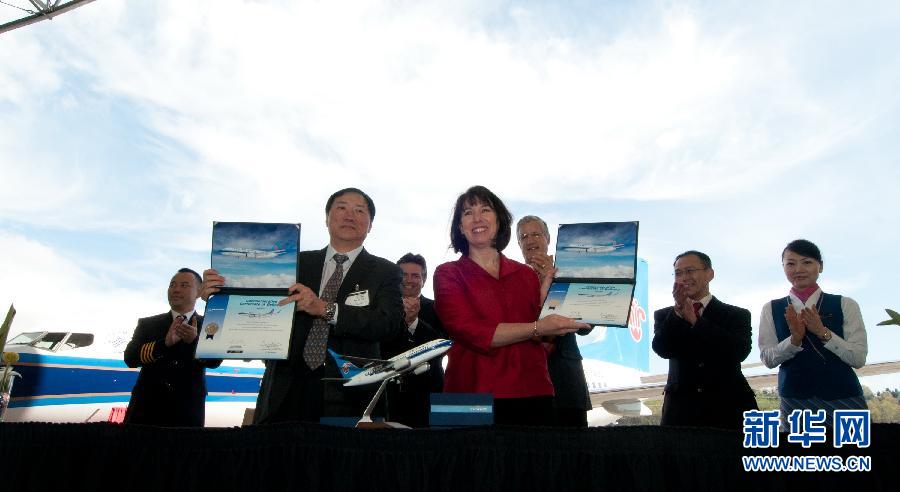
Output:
top-left (429, 393), bottom-right (493, 427)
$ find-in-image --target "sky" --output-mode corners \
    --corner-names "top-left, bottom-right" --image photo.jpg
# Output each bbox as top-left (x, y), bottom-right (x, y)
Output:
top-left (1, 0), bottom-right (899, 389)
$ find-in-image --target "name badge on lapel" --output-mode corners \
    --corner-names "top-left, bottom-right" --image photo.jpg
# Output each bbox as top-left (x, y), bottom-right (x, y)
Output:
top-left (345, 290), bottom-right (370, 307)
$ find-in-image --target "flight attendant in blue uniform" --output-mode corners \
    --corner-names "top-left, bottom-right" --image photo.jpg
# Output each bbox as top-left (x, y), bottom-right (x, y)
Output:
top-left (758, 239), bottom-right (868, 425)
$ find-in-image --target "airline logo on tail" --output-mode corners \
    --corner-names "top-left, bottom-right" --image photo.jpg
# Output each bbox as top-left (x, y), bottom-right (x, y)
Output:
top-left (628, 298), bottom-right (647, 343)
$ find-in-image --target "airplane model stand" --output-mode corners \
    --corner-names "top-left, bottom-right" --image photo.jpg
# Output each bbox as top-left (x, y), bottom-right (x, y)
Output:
top-left (355, 377), bottom-right (409, 429)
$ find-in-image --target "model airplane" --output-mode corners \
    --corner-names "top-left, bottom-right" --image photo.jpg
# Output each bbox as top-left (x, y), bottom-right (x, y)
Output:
top-left (325, 339), bottom-right (451, 427)
top-left (877, 309), bottom-right (900, 326)
top-left (326, 339), bottom-right (452, 387)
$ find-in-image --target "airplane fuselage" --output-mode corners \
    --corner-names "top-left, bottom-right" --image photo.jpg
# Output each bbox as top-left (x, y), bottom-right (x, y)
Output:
top-left (3, 342), bottom-right (263, 426)
top-left (341, 339), bottom-right (452, 387)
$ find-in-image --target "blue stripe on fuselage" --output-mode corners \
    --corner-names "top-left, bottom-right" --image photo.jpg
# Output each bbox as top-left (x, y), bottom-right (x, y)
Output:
top-left (9, 353), bottom-right (262, 404)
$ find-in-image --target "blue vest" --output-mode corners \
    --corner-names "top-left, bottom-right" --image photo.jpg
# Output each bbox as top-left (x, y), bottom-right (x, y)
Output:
top-left (772, 293), bottom-right (862, 399)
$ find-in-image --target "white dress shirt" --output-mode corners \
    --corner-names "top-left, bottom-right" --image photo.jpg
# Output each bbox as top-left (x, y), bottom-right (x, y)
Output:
top-left (758, 288), bottom-right (867, 369)
top-left (319, 244), bottom-right (364, 324)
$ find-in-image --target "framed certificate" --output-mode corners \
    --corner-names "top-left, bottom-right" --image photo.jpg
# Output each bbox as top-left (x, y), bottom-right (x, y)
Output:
top-left (196, 293), bottom-right (293, 359)
top-left (197, 222), bottom-right (300, 359)
top-left (539, 221), bottom-right (639, 327)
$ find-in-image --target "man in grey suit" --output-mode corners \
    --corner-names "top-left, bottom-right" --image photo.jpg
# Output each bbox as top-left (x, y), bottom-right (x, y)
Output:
top-left (202, 188), bottom-right (405, 423)
top-left (516, 215), bottom-right (593, 427)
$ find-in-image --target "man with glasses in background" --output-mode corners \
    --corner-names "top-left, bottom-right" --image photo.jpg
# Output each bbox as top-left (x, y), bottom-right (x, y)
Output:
top-left (516, 215), bottom-right (593, 427)
top-left (651, 250), bottom-right (757, 430)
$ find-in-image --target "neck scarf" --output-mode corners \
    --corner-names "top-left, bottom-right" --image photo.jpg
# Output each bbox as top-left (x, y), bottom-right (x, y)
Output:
top-left (791, 284), bottom-right (819, 303)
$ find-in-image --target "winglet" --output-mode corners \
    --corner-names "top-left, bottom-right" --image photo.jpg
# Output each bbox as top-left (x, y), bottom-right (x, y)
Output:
top-left (876, 308), bottom-right (900, 326)
top-left (327, 349), bottom-right (365, 379)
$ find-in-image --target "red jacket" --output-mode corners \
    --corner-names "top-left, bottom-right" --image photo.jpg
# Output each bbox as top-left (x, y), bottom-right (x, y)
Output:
top-left (434, 255), bottom-right (553, 398)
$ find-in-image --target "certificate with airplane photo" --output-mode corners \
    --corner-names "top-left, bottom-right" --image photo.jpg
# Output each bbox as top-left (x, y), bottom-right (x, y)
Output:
top-left (539, 221), bottom-right (639, 327)
top-left (196, 293), bottom-right (293, 360)
top-left (198, 221), bottom-right (300, 359)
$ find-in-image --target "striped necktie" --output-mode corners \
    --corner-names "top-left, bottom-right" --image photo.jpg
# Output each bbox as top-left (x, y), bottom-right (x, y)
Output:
top-left (693, 302), bottom-right (703, 317)
top-left (303, 253), bottom-right (349, 369)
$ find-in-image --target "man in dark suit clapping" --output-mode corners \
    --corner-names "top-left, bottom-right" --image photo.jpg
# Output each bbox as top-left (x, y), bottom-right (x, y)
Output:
top-left (382, 253), bottom-right (446, 427)
top-left (652, 250), bottom-right (758, 430)
top-left (124, 268), bottom-right (222, 426)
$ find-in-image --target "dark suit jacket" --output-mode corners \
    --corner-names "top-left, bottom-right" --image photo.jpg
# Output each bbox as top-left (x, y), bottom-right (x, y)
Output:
top-left (547, 327), bottom-right (593, 412)
top-left (382, 296), bottom-right (445, 427)
top-left (123, 312), bottom-right (222, 427)
top-left (651, 297), bottom-right (757, 430)
top-left (253, 247), bottom-right (404, 424)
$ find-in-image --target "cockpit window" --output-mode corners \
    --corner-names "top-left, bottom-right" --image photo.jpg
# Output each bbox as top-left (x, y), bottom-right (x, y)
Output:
top-left (33, 332), bottom-right (67, 351)
top-left (6, 332), bottom-right (45, 345)
top-left (62, 333), bottom-right (94, 351)
top-left (5, 332), bottom-right (95, 352)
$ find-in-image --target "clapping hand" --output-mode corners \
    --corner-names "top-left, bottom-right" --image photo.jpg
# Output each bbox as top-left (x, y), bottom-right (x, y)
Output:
top-left (785, 306), bottom-right (806, 346)
top-left (800, 305), bottom-right (827, 338)
top-left (403, 296), bottom-right (420, 326)
top-left (174, 317), bottom-right (198, 344)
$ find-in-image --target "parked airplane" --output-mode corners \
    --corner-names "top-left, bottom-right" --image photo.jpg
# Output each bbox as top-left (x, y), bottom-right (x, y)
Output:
top-left (219, 246), bottom-right (286, 259)
top-left (1, 329), bottom-right (263, 426)
top-left (326, 339), bottom-right (452, 387)
top-left (578, 259), bottom-right (653, 425)
top-left (561, 242), bottom-right (625, 254)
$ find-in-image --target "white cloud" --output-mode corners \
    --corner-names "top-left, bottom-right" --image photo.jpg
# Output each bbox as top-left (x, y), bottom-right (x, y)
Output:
top-left (0, 232), bottom-right (166, 340)
top-left (5, 1), bottom-right (861, 216)
top-left (2, 1), bottom-right (900, 389)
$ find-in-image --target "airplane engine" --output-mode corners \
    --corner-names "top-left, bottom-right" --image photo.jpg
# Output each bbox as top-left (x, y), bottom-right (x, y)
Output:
top-left (392, 359), bottom-right (411, 371)
top-left (413, 363), bottom-right (430, 376)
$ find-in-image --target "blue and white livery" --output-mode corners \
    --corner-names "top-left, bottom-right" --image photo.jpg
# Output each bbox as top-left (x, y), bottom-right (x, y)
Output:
top-left (327, 339), bottom-right (452, 387)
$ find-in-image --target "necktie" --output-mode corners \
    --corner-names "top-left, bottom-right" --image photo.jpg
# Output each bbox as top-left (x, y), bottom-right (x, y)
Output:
top-left (692, 302), bottom-right (703, 317)
top-left (303, 253), bottom-right (349, 369)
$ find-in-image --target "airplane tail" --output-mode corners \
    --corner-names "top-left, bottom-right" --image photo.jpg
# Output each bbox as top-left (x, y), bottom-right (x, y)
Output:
top-left (327, 349), bottom-right (365, 379)
top-left (576, 258), bottom-right (650, 373)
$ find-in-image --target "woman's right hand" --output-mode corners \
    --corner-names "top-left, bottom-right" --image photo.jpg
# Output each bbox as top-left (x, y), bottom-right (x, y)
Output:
top-left (784, 305), bottom-right (806, 346)
top-left (201, 268), bottom-right (225, 301)
top-left (536, 314), bottom-right (590, 336)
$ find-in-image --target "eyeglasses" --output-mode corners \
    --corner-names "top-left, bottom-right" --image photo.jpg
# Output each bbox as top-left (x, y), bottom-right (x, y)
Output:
top-left (673, 267), bottom-right (707, 278)
top-left (518, 231), bottom-right (546, 241)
